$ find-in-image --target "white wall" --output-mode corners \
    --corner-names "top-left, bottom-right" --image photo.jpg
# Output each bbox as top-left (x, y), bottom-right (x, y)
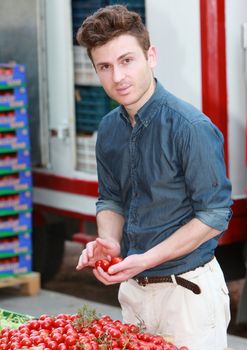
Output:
top-left (145, 0), bottom-right (202, 109)
top-left (225, 0), bottom-right (247, 198)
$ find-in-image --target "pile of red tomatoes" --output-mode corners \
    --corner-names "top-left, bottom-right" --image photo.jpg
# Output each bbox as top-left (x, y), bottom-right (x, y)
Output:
top-left (0, 310), bottom-right (189, 350)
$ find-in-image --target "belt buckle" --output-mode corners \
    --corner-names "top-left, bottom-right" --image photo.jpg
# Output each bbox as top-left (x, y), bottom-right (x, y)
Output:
top-left (137, 276), bottom-right (149, 286)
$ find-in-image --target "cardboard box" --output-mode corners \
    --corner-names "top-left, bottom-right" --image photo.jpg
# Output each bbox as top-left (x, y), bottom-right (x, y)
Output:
top-left (0, 232), bottom-right (32, 257)
top-left (0, 253), bottom-right (32, 277)
top-left (0, 170), bottom-right (32, 193)
top-left (0, 150), bottom-right (31, 173)
top-left (0, 64), bottom-right (26, 88)
top-left (0, 210), bottom-right (32, 235)
top-left (0, 128), bottom-right (30, 152)
top-left (0, 108), bottom-right (28, 131)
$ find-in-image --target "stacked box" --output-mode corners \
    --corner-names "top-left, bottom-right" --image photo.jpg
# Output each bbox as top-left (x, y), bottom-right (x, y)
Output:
top-left (0, 170), bottom-right (32, 193)
top-left (0, 232), bottom-right (32, 257)
top-left (0, 108), bottom-right (28, 131)
top-left (0, 190), bottom-right (32, 213)
top-left (75, 86), bottom-right (110, 132)
top-left (0, 87), bottom-right (28, 110)
top-left (71, 0), bottom-right (145, 43)
top-left (75, 86), bottom-right (118, 133)
top-left (0, 150), bottom-right (31, 173)
top-left (0, 128), bottom-right (30, 152)
top-left (76, 132), bottom-right (97, 174)
top-left (0, 211), bottom-right (32, 235)
top-left (108, 0), bottom-right (145, 23)
top-left (74, 46), bottom-right (100, 86)
top-left (0, 63), bottom-right (32, 278)
top-left (72, 0), bottom-right (106, 44)
top-left (0, 253), bottom-right (32, 277)
top-left (0, 64), bottom-right (26, 88)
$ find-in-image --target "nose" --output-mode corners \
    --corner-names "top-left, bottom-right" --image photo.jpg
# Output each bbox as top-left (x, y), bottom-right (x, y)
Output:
top-left (112, 66), bottom-right (124, 83)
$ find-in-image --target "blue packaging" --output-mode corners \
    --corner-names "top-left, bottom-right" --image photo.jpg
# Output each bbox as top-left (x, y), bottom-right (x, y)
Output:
top-left (0, 211), bottom-right (32, 235)
top-left (0, 128), bottom-right (30, 152)
top-left (0, 64), bottom-right (26, 88)
top-left (0, 150), bottom-right (31, 174)
top-left (0, 87), bottom-right (28, 110)
top-left (0, 108), bottom-right (28, 131)
top-left (0, 190), bottom-right (32, 213)
top-left (0, 253), bottom-right (32, 277)
top-left (0, 170), bottom-right (32, 193)
top-left (0, 232), bottom-right (32, 257)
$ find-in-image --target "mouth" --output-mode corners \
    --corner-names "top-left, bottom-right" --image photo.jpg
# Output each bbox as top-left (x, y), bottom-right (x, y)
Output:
top-left (116, 84), bottom-right (131, 95)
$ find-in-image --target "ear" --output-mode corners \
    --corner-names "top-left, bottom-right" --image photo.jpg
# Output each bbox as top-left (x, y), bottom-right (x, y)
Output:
top-left (147, 45), bottom-right (157, 69)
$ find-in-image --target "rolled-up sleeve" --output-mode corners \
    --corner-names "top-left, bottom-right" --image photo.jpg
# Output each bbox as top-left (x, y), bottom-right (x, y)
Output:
top-left (96, 199), bottom-right (124, 215)
top-left (196, 207), bottom-right (232, 231)
top-left (177, 118), bottom-right (233, 231)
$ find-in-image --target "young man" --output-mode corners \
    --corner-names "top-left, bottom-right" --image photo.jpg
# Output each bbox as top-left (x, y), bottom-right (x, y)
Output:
top-left (76, 5), bottom-right (232, 349)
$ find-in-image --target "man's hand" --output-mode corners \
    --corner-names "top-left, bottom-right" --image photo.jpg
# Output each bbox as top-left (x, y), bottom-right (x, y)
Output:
top-left (76, 237), bottom-right (121, 270)
top-left (92, 253), bottom-right (147, 285)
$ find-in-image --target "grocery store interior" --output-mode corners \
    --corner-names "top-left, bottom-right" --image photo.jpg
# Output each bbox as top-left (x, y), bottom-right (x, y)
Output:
top-left (0, 0), bottom-right (247, 349)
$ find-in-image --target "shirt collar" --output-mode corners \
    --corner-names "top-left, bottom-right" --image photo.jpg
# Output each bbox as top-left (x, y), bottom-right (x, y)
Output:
top-left (119, 79), bottom-right (166, 127)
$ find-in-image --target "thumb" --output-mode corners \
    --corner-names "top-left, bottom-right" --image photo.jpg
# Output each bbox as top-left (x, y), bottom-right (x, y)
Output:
top-left (108, 259), bottom-right (125, 275)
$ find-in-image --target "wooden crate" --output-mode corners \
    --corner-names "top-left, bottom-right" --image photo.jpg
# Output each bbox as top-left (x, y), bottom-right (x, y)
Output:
top-left (0, 272), bottom-right (40, 296)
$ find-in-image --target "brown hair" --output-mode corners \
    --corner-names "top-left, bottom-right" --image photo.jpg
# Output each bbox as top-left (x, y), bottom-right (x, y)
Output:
top-left (76, 5), bottom-right (150, 60)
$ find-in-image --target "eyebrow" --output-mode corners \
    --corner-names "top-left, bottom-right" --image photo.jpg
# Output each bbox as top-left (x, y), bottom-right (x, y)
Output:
top-left (95, 51), bottom-right (135, 68)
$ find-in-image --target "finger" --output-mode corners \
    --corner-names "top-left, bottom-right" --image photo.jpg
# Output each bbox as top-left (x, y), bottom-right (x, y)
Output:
top-left (94, 266), bottom-right (128, 284)
top-left (86, 241), bottom-right (97, 258)
top-left (92, 267), bottom-right (113, 285)
top-left (76, 249), bottom-right (90, 270)
top-left (108, 260), bottom-right (125, 275)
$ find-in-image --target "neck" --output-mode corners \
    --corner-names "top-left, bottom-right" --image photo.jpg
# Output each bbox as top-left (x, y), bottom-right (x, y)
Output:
top-left (127, 78), bottom-right (156, 127)
top-left (129, 116), bottom-right (136, 128)
top-left (126, 78), bottom-right (156, 118)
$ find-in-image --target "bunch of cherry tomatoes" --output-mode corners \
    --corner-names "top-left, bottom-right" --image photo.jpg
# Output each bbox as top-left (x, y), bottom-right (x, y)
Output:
top-left (95, 257), bottom-right (123, 272)
top-left (0, 310), bottom-right (189, 350)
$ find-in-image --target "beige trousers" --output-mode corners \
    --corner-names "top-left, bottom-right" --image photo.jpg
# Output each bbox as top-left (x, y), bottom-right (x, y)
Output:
top-left (118, 258), bottom-right (230, 350)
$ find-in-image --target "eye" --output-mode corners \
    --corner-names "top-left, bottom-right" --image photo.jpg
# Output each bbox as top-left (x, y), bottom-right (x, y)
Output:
top-left (123, 57), bottom-right (133, 64)
top-left (98, 64), bottom-right (110, 71)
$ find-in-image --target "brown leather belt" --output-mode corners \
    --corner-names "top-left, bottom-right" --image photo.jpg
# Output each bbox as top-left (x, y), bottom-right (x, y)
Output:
top-left (134, 275), bottom-right (201, 294)
top-left (133, 257), bottom-right (215, 294)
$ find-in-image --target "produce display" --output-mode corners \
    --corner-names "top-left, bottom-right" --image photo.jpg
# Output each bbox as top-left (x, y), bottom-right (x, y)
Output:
top-left (0, 306), bottom-right (189, 350)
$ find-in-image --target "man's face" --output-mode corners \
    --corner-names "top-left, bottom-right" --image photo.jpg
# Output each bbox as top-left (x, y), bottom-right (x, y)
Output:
top-left (91, 34), bottom-right (157, 116)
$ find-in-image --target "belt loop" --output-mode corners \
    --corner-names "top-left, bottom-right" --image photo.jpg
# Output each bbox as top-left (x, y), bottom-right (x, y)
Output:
top-left (171, 274), bottom-right (177, 285)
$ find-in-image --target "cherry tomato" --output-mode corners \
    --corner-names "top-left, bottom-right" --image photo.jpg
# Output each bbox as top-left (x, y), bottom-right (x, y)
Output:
top-left (57, 343), bottom-right (67, 350)
top-left (51, 331), bottom-right (64, 343)
top-left (128, 324), bottom-right (140, 333)
top-left (31, 335), bottom-right (43, 345)
top-left (65, 334), bottom-right (77, 346)
top-left (39, 314), bottom-right (49, 320)
top-left (0, 306), bottom-right (189, 350)
top-left (108, 327), bottom-right (121, 338)
top-left (20, 337), bottom-right (32, 347)
top-left (110, 256), bottom-right (123, 265)
top-left (95, 259), bottom-right (111, 271)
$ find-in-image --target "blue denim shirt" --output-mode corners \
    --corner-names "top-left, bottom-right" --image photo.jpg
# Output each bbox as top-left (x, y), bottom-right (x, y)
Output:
top-left (96, 81), bottom-right (232, 277)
